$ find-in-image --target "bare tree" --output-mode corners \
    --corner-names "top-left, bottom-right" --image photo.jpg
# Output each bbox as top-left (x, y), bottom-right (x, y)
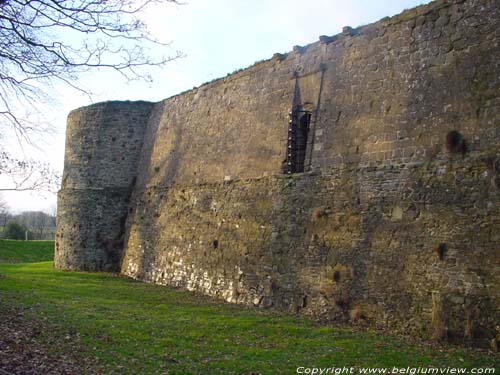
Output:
top-left (0, 193), bottom-right (10, 228)
top-left (33, 210), bottom-right (49, 238)
top-left (0, 0), bottom-right (181, 140)
top-left (0, 0), bottom-right (181, 191)
top-left (0, 192), bottom-right (5, 209)
top-left (0, 192), bottom-right (7, 214)
top-left (16, 210), bottom-right (54, 239)
top-left (0, 151), bottom-right (60, 191)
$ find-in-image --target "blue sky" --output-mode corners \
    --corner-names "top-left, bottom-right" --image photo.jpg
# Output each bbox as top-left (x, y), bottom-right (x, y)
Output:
top-left (1, 0), bottom-right (431, 212)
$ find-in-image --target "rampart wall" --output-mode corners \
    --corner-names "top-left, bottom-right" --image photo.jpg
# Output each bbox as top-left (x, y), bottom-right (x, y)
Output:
top-left (56, 0), bottom-right (500, 346)
top-left (56, 101), bottom-right (154, 271)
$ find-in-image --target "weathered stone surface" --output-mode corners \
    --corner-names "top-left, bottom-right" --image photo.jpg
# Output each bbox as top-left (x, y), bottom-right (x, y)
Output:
top-left (56, 0), bottom-right (500, 346)
top-left (56, 101), bottom-right (154, 272)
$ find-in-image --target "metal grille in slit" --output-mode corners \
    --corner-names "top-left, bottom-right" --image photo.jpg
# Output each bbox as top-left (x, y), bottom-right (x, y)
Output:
top-left (285, 109), bottom-right (311, 174)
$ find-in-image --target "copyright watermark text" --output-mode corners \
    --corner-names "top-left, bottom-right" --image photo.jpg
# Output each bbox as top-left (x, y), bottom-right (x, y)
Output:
top-left (296, 367), bottom-right (496, 375)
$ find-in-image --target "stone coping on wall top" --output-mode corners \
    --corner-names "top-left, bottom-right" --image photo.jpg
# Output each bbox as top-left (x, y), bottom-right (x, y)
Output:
top-left (69, 100), bottom-right (155, 114)
top-left (68, 0), bottom-right (458, 111)
top-left (57, 187), bottom-right (132, 193)
top-left (66, 0), bottom-right (464, 117)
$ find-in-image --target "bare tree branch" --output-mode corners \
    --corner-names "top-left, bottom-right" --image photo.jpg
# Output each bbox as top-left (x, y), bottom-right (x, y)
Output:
top-left (0, 192), bottom-right (7, 213)
top-left (1, 0), bottom-right (182, 126)
top-left (0, 0), bottom-right (182, 189)
top-left (0, 150), bottom-right (61, 191)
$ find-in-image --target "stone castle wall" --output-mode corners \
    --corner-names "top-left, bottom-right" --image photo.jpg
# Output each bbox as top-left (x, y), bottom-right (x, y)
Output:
top-left (56, 101), bottom-right (154, 271)
top-left (56, 0), bottom-right (500, 345)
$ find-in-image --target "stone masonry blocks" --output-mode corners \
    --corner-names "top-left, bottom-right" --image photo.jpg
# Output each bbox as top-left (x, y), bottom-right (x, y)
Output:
top-left (56, 0), bottom-right (500, 346)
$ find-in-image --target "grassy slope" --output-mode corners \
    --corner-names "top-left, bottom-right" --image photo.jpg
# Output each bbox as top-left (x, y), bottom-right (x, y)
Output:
top-left (0, 239), bottom-right (54, 263)
top-left (0, 242), bottom-right (498, 374)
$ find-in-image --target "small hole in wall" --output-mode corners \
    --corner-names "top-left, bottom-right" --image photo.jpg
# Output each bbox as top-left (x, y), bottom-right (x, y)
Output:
top-left (333, 270), bottom-right (341, 282)
top-left (311, 207), bottom-right (324, 222)
top-left (484, 156), bottom-right (499, 172)
top-left (302, 294), bottom-right (308, 308)
top-left (334, 296), bottom-right (348, 310)
top-left (213, 240), bottom-right (219, 249)
top-left (445, 130), bottom-right (467, 156)
top-left (436, 243), bottom-right (447, 260)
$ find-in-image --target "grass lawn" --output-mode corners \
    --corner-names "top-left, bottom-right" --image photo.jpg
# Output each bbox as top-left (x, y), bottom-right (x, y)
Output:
top-left (0, 239), bottom-right (55, 263)
top-left (0, 241), bottom-right (498, 374)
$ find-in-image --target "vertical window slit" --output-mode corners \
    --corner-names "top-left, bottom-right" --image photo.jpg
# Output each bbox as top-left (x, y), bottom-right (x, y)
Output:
top-left (284, 108), bottom-right (311, 174)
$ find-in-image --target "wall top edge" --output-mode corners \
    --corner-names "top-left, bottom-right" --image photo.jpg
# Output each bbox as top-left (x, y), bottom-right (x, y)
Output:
top-left (69, 0), bottom-right (463, 113)
top-left (154, 0), bottom-right (460, 103)
top-left (68, 100), bottom-right (156, 116)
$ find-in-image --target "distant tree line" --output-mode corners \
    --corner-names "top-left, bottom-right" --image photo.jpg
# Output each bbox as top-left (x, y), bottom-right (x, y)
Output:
top-left (0, 197), bottom-right (56, 240)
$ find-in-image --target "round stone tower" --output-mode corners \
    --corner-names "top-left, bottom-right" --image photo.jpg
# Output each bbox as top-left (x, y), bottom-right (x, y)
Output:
top-left (55, 101), bottom-right (154, 272)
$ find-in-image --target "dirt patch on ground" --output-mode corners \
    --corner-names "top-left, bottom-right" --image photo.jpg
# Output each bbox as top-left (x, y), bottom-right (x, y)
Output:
top-left (0, 303), bottom-right (102, 375)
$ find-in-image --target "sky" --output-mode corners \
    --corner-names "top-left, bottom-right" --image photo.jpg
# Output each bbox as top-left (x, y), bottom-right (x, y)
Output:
top-left (1, 0), bottom-right (431, 213)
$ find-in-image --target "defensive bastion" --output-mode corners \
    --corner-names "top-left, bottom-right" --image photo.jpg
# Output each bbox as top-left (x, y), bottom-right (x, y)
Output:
top-left (56, 0), bottom-right (500, 346)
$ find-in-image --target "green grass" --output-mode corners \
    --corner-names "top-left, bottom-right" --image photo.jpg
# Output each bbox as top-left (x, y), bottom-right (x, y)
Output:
top-left (0, 241), bottom-right (498, 374)
top-left (0, 239), bottom-right (54, 263)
